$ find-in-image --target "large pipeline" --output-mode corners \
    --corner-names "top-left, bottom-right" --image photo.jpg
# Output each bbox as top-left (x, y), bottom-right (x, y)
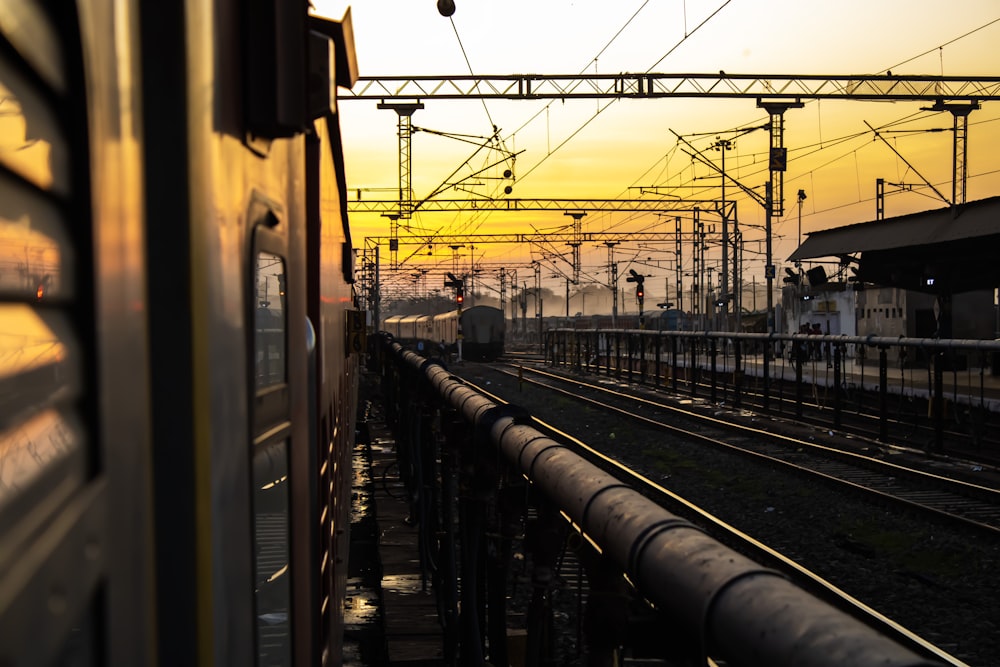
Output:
top-left (386, 340), bottom-right (947, 667)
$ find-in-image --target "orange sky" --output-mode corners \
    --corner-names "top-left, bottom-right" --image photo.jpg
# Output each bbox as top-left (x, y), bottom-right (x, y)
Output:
top-left (324, 1), bottom-right (1000, 305)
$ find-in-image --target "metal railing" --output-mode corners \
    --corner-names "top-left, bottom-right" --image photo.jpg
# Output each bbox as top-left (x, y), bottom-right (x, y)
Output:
top-left (545, 328), bottom-right (1000, 453)
top-left (376, 333), bottom-right (949, 666)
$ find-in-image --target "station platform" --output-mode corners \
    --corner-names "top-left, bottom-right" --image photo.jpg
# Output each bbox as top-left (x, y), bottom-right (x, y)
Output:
top-left (344, 374), bottom-right (444, 666)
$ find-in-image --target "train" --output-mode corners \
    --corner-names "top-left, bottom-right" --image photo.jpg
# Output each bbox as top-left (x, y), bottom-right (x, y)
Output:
top-left (582, 309), bottom-right (690, 331)
top-left (382, 305), bottom-right (506, 361)
top-left (1, 2), bottom-right (360, 665)
top-left (509, 308), bottom-right (691, 341)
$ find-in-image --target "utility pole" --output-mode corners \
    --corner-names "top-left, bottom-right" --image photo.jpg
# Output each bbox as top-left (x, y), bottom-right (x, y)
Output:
top-left (674, 216), bottom-right (683, 313)
top-left (377, 101), bottom-right (423, 269)
top-left (759, 100), bottom-right (802, 335)
top-left (565, 211), bottom-right (586, 284)
top-left (605, 241), bottom-right (618, 327)
top-left (765, 182), bottom-right (775, 333)
top-left (924, 100), bottom-right (980, 206)
top-left (533, 262), bottom-right (542, 348)
top-left (713, 137), bottom-right (733, 330)
top-left (565, 277), bottom-right (570, 319)
top-left (374, 250), bottom-right (381, 331)
top-left (499, 267), bottom-right (506, 321)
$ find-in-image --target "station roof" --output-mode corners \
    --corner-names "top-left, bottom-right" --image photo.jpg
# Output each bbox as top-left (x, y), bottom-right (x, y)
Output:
top-left (788, 196), bottom-right (1000, 294)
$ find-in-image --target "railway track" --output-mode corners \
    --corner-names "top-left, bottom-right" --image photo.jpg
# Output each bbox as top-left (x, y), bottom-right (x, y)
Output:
top-left (568, 353), bottom-right (1000, 463)
top-left (453, 367), bottom-right (971, 667)
top-left (491, 362), bottom-right (1000, 538)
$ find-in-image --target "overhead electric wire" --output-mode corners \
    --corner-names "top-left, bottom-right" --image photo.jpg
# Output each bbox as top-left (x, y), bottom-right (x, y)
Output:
top-left (513, 0), bottom-right (734, 185)
top-left (448, 15), bottom-right (497, 138)
top-left (879, 16), bottom-right (1000, 73)
top-left (385, 7), bottom-right (1000, 299)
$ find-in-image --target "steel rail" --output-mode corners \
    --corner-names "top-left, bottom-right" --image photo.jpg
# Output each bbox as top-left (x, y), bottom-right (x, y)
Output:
top-left (504, 363), bottom-right (1000, 537)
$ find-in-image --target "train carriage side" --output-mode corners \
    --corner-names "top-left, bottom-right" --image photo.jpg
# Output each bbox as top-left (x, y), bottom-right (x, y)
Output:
top-left (397, 314), bottom-right (421, 342)
top-left (383, 314), bottom-right (404, 339)
top-left (416, 314), bottom-right (434, 343)
top-left (432, 309), bottom-right (459, 348)
top-left (0, 2), bottom-right (360, 666)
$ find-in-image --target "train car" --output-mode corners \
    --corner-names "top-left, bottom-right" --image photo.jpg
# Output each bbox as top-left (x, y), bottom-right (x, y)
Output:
top-left (642, 308), bottom-right (690, 331)
top-left (431, 309), bottom-right (459, 344)
top-left (459, 305), bottom-right (505, 360)
top-left (383, 306), bottom-right (505, 360)
top-left (382, 313), bottom-right (405, 338)
top-left (1, 2), bottom-right (360, 666)
top-left (560, 310), bottom-right (689, 331)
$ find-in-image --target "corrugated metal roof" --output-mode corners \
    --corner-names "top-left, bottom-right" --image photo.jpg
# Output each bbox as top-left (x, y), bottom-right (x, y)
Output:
top-left (788, 195), bottom-right (1000, 261)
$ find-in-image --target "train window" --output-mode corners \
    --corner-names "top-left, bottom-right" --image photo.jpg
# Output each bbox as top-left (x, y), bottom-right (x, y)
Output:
top-left (0, 1), bottom-right (66, 93)
top-left (0, 175), bottom-right (74, 300)
top-left (0, 305), bottom-right (82, 514)
top-left (1, 3), bottom-right (99, 665)
top-left (0, 3), bottom-right (82, 555)
top-left (0, 62), bottom-right (70, 194)
top-left (255, 252), bottom-right (286, 388)
top-left (251, 248), bottom-right (291, 665)
top-left (251, 434), bottom-right (292, 667)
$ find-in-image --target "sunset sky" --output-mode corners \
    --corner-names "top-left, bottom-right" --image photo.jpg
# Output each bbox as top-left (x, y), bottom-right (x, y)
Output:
top-left (317, 0), bottom-right (1000, 308)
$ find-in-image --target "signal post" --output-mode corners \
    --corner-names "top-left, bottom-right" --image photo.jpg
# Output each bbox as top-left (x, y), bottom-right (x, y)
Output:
top-left (445, 272), bottom-right (464, 361)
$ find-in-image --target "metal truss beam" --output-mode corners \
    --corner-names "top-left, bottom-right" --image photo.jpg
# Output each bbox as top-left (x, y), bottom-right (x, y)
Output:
top-left (364, 231), bottom-right (692, 253)
top-left (348, 197), bottom-right (727, 214)
top-left (342, 73), bottom-right (1000, 101)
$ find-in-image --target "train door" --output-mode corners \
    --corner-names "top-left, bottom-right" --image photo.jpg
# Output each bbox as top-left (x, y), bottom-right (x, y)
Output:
top-left (248, 196), bottom-right (311, 666)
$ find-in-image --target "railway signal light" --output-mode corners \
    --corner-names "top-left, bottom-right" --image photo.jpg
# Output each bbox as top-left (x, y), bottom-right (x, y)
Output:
top-left (445, 271), bottom-right (465, 304)
top-left (626, 268), bottom-right (645, 302)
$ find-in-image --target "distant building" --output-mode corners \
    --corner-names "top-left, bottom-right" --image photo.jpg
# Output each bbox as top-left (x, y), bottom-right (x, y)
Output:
top-left (856, 287), bottom-right (994, 340)
top-left (781, 281), bottom-right (857, 337)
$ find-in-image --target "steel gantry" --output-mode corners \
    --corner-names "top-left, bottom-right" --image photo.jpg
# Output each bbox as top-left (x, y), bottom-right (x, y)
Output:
top-left (345, 72), bottom-right (1000, 330)
top-left (342, 72), bottom-right (1000, 102)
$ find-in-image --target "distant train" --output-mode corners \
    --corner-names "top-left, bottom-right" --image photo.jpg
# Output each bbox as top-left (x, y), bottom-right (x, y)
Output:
top-left (588, 309), bottom-right (690, 331)
top-left (520, 308), bottom-right (691, 334)
top-left (383, 305), bottom-right (505, 361)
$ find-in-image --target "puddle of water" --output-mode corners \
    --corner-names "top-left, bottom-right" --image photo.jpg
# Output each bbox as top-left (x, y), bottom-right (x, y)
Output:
top-left (343, 583), bottom-right (380, 625)
top-left (381, 573), bottom-right (431, 596)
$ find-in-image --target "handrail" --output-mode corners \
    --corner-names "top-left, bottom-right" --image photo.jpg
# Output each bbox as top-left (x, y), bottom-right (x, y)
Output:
top-left (553, 327), bottom-right (1000, 352)
top-left (383, 335), bottom-right (948, 666)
